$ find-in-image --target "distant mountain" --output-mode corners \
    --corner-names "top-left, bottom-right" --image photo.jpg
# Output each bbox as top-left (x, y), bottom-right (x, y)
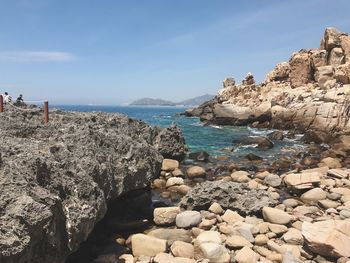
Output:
top-left (129, 94), bottom-right (215, 106)
top-left (177, 94), bottom-right (215, 106)
top-left (129, 98), bottom-right (176, 106)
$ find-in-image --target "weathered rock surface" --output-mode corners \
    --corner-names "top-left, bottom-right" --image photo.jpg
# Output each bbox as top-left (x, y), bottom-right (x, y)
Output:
top-left (0, 107), bottom-right (185, 263)
top-left (180, 181), bottom-right (276, 215)
top-left (302, 220), bottom-right (350, 258)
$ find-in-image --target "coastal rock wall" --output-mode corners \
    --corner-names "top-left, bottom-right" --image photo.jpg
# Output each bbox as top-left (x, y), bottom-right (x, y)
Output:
top-left (185, 27), bottom-right (350, 141)
top-left (0, 107), bottom-right (185, 263)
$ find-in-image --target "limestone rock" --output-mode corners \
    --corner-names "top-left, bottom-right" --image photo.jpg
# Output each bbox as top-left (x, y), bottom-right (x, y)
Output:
top-left (154, 207), bottom-right (180, 225)
top-left (221, 209), bottom-right (244, 224)
top-left (283, 172), bottom-right (321, 190)
top-left (226, 235), bottom-right (252, 249)
top-left (300, 188), bottom-right (327, 203)
top-left (148, 228), bottom-right (191, 245)
top-left (302, 220), bottom-right (350, 258)
top-left (180, 181), bottom-right (276, 215)
top-left (208, 202), bottom-right (224, 215)
top-left (262, 207), bottom-right (293, 225)
top-left (131, 234), bottom-right (167, 257)
top-left (283, 228), bottom-right (304, 245)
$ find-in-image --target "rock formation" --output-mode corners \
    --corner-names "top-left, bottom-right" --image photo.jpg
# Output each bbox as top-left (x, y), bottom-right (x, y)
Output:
top-left (0, 107), bottom-right (185, 263)
top-left (185, 27), bottom-right (350, 142)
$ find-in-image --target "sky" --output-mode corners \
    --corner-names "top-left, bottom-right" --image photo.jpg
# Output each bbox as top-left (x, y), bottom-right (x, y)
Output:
top-left (0, 0), bottom-right (350, 105)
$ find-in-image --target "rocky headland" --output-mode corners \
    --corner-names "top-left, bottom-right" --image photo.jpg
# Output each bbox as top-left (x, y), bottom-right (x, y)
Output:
top-left (0, 106), bottom-right (185, 263)
top-left (185, 27), bottom-right (350, 143)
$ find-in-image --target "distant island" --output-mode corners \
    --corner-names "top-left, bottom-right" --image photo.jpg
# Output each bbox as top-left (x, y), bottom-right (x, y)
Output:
top-left (130, 94), bottom-right (215, 106)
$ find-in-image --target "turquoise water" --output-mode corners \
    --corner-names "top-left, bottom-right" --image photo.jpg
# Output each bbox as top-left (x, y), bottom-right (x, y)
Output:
top-left (53, 105), bottom-right (306, 162)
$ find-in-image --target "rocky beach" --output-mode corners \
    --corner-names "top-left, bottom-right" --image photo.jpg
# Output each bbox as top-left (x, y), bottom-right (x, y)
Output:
top-left (1, 27), bottom-right (350, 263)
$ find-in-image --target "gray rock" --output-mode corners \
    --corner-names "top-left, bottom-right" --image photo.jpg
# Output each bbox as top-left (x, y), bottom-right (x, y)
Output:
top-left (0, 107), bottom-right (185, 263)
top-left (176, 211), bottom-right (202, 228)
top-left (179, 181), bottom-right (276, 215)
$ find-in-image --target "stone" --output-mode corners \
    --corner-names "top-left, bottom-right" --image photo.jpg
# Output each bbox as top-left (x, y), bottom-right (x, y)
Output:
top-left (162, 159), bottom-right (180, 171)
top-left (170, 241), bottom-right (194, 259)
top-left (119, 254), bottom-right (134, 263)
top-left (340, 35), bottom-right (350, 63)
top-left (154, 252), bottom-right (174, 263)
top-left (319, 157), bottom-right (342, 169)
top-left (262, 207), bottom-right (293, 225)
top-left (267, 130), bottom-right (285, 140)
top-left (166, 177), bottom-right (185, 188)
top-left (172, 168), bottom-right (184, 177)
top-left (231, 171), bottom-right (250, 183)
top-left (283, 172), bottom-right (321, 190)
top-left (188, 151), bottom-right (210, 162)
top-left (266, 62), bottom-right (290, 82)
top-left (289, 51), bottom-right (312, 88)
top-left (0, 109), bottom-right (186, 263)
top-left (300, 188), bottom-right (327, 203)
top-left (318, 199), bottom-right (339, 209)
top-left (176, 211), bottom-right (202, 228)
top-left (314, 65), bottom-right (334, 89)
top-left (180, 181), bottom-right (276, 215)
top-left (310, 49), bottom-right (328, 69)
top-left (283, 228), bottom-right (304, 245)
top-left (154, 207), bottom-right (180, 225)
top-left (235, 136), bottom-right (274, 149)
top-left (221, 209), bottom-right (244, 224)
top-left (197, 243), bottom-right (230, 263)
top-left (302, 220), bottom-right (350, 257)
top-left (235, 246), bottom-right (260, 263)
top-left (255, 234), bottom-right (268, 245)
top-left (148, 228), bottom-right (191, 245)
top-left (153, 179), bottom-right (166, 188)
top-left (335, 64), bottom-right (350, 84)
top-left (268, 223), bottom-right (288, 234)
top-left (187, 166), bottom-right (206, 178)
top-left (264, 173), bottom-right (282, 187)
top-left (283, 199), bottom-right (300, 208)
top-left (328, 47), bottom-right (345, 65)
top-left (131, 234), bottom-right (167, 257)
top-left (223, 77), bottom-right (235, 88)
top-left (208, 202), bottom-right (224, 215)
top-left (226, 235), bottom-right (252, 249)
top-left (282, 252), bottom-right (303, 263)
top-left (324, 27), bottom-right (342, 50)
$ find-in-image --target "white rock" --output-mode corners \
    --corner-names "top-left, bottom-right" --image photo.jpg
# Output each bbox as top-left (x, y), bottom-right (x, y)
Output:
top-left (154, 207), bottom-right (180, 225)
top-left (176, 211), bottom-right (202, 228)
top-left (131, 234), bottom-right (167, 257)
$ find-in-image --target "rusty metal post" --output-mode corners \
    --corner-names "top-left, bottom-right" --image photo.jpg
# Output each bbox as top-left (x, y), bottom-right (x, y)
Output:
top-left (0, 95), bottom-right (3, 113)
top-left (44, 101), bottom-right (49, 124)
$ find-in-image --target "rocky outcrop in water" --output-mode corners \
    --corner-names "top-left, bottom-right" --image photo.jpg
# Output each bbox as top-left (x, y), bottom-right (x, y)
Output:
top-left (0, 107), bottom-right (185, 263)
top-left (185, 27), bottom-right (350, 142)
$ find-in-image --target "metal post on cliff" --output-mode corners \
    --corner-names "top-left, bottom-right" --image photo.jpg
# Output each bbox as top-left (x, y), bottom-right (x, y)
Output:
top-left (0, 95), bottom-right (3, 113)
top-left (44, 101), bottom-right (49, 124)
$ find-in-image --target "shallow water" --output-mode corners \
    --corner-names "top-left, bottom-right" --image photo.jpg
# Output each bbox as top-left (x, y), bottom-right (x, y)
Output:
top-left (53, 105), bottom-right (306, 162)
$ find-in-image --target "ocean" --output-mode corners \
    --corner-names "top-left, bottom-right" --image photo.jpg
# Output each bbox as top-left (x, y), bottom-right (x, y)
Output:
top-left (53, 105), bottom-right (306, 162)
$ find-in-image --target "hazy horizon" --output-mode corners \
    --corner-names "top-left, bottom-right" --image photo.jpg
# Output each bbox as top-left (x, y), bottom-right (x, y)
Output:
top-left (1, 0), bottom-right (350, 104)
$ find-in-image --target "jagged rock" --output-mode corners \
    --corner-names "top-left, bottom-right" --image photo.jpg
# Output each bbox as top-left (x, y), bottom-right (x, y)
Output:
top-left (310, 49), bottom-right (328, 69)
top-left (328, 47), bottom-right (345, 65)
top-left (289, 50), bottom-right (312, 88)
top-left (0, 108), bottom-right (185, 263)
top-left (180, 181), bottom-right (276, 215)
top-left (302, 220), bottom-right (350, 258)
top-left (153, 124), bottom-right (186, 161)
top-left (223, 77), bottom-right (235, 88)
top-left (266, 62), bottom-right (290, 82)
top-left (334, 63), bottom-right (350, 84)
top-left (323, 27), bottom-right (342, 51)
top-left (243, 72), bottom-right (256, 85)
top-left (234, 136), bottom-right (274, 149)
top-left (267, 130), bottom-right (284, 140)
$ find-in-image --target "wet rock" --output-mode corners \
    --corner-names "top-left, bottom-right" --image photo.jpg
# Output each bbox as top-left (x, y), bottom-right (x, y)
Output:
top-left (262, 207), bottom-right (293, 225)
top-left (221, 209), bottom-right (244, 224)
top-left (268, 130), bottom-right (285, 140)
top-left (234, 136), bottom-right (274, 149)
top-left (131, 234), bottom-right (167, 257)
top-left (186, 166), bottom-right (206, 178)
top-left (302, 220), bottom-right (350, 258)
top-left (153, 207), bottom-right (180, 226)
top-left (176, 211), bottom-right (202, 228)
top-left (180, 181), bottom-right (276, 215)
top-left (245, 153), bottom-right (263, 161)
top-left (188, 151), bottom-right (210, 162)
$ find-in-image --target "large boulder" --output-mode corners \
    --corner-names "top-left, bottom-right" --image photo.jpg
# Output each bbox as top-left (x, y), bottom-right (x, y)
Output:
top-left (234, 136), bottom-right (274, 149)
top-left (340, 34), bottom-right (350, 63)
top-left (0, 108), bottom-right (185, 263)
top-left (310, 49), bottom-right (328, 69)
top-left (289, 51), bottom-right (312, 88)
top-left (266, 62), bottom-right (290, 82)
top-left (314, 65), bottom-right (334, 89)
top-left (328, 47), bottom-right (345, 65)
top-left (179, 181), bottom-right (276, 215)
top-left (302, 220), bottom-right (350, 258)
top-left (223, 77), bottom-right (235, 88)
top-left (323, 27), bottom-right (342, 51)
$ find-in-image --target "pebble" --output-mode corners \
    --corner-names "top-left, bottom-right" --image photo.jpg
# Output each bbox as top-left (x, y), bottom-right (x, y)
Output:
top-left (176, 211), bottom-right (202, 228)
top-left (262, 207), bottom-right (293, 225)
top-left (231, 171), bottom-right (250, 183)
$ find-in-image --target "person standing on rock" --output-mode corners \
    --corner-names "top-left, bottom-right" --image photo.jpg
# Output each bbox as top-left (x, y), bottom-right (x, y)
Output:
top-left (3, 92), bottom-right (12, 104)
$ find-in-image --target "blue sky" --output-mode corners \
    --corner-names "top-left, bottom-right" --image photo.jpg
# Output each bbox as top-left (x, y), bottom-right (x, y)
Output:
top-left (0, 0), bottom-right (349, 104)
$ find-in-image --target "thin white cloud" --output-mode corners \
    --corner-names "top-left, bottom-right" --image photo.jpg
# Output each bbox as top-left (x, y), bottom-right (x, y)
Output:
top-left (0, 51), bottom-right (76, 62)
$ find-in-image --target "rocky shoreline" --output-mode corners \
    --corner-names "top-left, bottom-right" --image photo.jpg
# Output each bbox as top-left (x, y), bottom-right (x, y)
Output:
top-left (184, 27), bottom-right (350, 143)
